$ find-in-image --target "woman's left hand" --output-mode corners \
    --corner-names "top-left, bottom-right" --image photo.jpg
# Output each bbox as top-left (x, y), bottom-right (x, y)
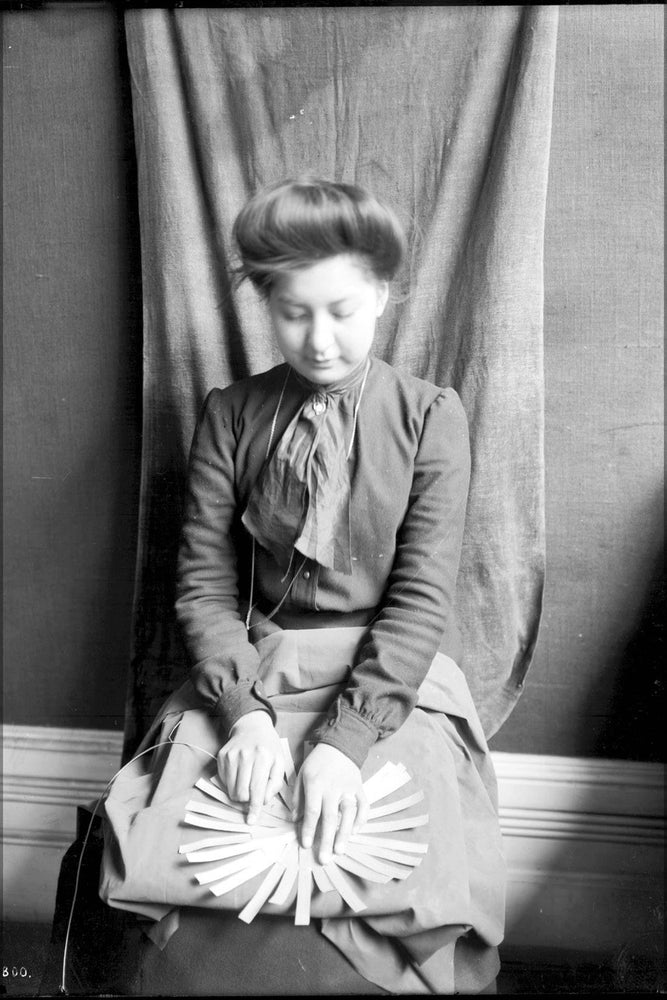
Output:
top-left (292, 744), bottom-right (369, 865)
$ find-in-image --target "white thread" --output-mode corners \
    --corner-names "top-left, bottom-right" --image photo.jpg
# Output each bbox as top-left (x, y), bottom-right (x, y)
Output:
top-left (245, 538), bottom-right (256, 631)
top-left (59, 726), bottom-right (216, 995)
top-left (61, 365), bottom-right (379, 988)
top-left (346, 358), bottom-right (371, 460)
top-left (247, 554), bottom-right (308, 632)
top-left (267, 369), bottom-right (291, 460)
top-left (245, 370), bottom-right (290, 632)
top-left (279, 546), bottom-right (297, 585)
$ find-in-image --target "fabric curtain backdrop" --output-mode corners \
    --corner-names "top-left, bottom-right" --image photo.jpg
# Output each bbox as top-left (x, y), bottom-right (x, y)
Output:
top-left (123, 6), bottom-right (558, 759)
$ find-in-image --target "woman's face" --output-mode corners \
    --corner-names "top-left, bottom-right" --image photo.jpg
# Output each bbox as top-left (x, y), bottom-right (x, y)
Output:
top-left (268, 254), bottom-right (388, 385)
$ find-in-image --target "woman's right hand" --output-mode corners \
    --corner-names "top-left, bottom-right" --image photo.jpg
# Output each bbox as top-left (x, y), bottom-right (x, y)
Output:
top-left (217, 710), bottom-right (285, 825)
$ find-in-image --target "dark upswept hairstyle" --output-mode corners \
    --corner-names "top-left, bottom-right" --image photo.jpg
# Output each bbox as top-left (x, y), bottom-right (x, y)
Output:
top-left (232, 178), bottom-right (406, 295)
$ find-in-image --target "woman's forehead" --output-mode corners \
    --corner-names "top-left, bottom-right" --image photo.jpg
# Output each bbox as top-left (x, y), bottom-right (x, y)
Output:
top-left (271, 254), bottom-right (377, 301)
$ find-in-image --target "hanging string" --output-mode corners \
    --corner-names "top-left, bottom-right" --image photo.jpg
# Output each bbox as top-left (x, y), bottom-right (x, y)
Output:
top-left (60, 363), bottom-right (377, 990)
top-left (58, 722), bottom-right (216, 995)
top-left (245, 537), bottom-right (257, 631)
top-left (245, 367), bottom-right (291, 631)
top-left (266, 367), bottom-right (291, 462)
top-left (246, 549), bottom-right (308, 632)
top-left (346, 358), bottom-right (370, 459)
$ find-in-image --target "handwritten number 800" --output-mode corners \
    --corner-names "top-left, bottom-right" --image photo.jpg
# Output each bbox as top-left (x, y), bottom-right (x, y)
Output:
top-left (3, 966), bottom-right (29, 978)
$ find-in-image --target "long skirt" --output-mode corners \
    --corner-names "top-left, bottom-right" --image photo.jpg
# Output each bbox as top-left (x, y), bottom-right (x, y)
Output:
top-left (68, 627), bottom-right (505, 994)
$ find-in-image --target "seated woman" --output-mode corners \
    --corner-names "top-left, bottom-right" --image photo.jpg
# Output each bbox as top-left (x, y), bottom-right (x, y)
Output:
top-left (43, 179), bottom-right (505, 996)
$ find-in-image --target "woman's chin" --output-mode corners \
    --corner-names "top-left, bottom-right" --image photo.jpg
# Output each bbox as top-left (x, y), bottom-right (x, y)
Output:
top-left (294, 360), bottom-right (342, 383)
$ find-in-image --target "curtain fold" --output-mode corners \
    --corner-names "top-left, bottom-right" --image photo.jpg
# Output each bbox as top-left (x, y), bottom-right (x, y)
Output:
top-left (123, 6), bottom-right (557, 758)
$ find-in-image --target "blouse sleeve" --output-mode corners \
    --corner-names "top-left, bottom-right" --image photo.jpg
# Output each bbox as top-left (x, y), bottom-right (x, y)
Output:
top-left (175, 389), bottom-right (275, 731)
top-left (312, 389), bottom-right (471, 767)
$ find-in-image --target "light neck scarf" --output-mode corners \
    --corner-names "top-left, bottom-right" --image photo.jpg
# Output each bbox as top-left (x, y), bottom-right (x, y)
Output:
top-left (241, 358), bottom-right (371, 576)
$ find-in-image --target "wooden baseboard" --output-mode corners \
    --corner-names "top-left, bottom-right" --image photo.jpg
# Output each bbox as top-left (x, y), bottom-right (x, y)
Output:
top-left (2, 725), bottom-right (123, 926)
top-left (492, 751), bottom-right (664, 957)
top-left (2, 725), bottom-right (664, 960)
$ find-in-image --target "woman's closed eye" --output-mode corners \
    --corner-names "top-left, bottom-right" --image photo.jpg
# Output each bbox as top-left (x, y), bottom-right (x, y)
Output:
top-left (281, 308), bottom-right (308, 321)
top-left (280, 307), bottom-right (354, 322)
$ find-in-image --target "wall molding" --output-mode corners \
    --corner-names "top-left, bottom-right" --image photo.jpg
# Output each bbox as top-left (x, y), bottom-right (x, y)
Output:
top-left (3, 725), bottom-right (665, 958)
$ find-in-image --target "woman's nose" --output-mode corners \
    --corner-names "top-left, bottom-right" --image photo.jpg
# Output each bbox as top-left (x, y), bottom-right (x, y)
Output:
top-left (307, 313), bottom-right (334, 355)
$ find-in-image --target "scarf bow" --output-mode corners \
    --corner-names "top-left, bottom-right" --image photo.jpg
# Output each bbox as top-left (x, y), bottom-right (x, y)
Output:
top-left (241, 361), bottom-right (370, 576)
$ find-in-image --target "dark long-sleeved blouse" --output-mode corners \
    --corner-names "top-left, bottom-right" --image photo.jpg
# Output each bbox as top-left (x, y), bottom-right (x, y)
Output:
top-left (175, 356), bottom-right (471, 767)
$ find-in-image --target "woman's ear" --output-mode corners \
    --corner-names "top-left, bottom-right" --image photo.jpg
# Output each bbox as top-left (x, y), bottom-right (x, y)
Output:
top-left (376, 281), bottom-right (389, 317)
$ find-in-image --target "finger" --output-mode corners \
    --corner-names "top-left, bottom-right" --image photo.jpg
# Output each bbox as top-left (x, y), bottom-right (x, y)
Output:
top-left (216, 749), bottom-right (227, 788)
top-left (265, 755), bottom-right (285, 802)
top-left (246, 754), bottom-right (272, 825)
top-left (299, 788), bottom-right (323, 851)
top-left (334, 795), bottom-right (357, 856)
top-left (352, 792), bottom-right (370, 834)
top-left (291, 772), bottom-right (303, 823)
top-left (217, 748), bottom-right (236, 796)
top-left (231, 750), bottom-right (254, 804)
top-left (316, 796), bottom-right (340, 865)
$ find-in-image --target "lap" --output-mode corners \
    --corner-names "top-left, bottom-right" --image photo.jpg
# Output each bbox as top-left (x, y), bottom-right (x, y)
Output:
top-left (40, 823), bottom-right (386, 997)
top-left (71, 632), bottom-right (503, 994)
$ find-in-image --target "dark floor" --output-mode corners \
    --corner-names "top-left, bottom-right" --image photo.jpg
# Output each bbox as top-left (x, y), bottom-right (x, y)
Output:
top-left (1, 923), bottom-right (51, 998)
top-left (1, 921), bottom-right (664, 996)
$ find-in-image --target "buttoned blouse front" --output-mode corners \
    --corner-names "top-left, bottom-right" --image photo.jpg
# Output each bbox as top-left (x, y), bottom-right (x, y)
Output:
top-left (175, 356), bottom-right (471, 767)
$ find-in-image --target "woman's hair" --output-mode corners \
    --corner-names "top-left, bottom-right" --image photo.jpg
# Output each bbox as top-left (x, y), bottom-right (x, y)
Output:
top-left (233, 178), bottom-right (406, 294)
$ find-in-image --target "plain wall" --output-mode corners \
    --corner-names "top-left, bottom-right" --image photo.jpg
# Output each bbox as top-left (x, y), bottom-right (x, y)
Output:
top-left (3, 5), bottom-right (663, 758)
top-left (3, 7), bottom-right (141, 730)
top-left (494, 3), bottom-right (664, 759)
